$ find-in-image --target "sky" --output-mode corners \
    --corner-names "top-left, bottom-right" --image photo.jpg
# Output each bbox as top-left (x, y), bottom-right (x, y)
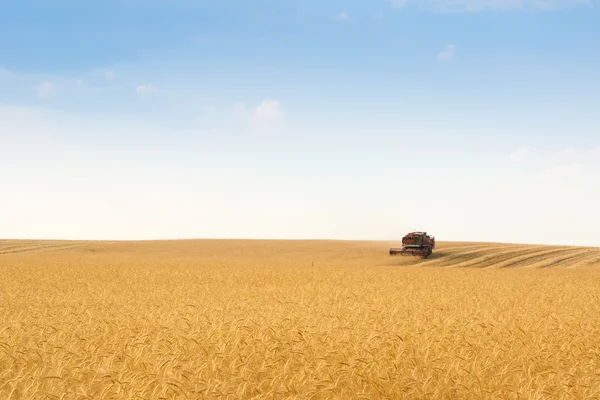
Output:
top-left (1, 0), bottom-right (599, 246)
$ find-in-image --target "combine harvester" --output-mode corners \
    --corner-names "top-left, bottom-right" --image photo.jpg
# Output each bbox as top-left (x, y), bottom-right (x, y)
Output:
top-left (389, 232), bottom-right (435, 259)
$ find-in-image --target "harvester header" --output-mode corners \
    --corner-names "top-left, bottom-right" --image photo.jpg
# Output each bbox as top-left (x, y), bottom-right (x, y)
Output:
top-left (389, 231), bottom-right (435, 258)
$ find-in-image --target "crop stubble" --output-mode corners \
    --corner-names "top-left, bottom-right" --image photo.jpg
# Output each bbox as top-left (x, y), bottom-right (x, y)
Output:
top-left (1, 239), bottom-right (600, 399)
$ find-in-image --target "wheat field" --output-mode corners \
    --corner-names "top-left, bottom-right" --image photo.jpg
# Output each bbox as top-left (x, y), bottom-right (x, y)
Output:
top-left (1, 239), bottom-right (600, 399)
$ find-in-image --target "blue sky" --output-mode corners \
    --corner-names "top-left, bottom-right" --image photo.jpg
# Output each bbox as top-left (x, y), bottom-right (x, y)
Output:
top-left (1, 0), bottom-right (599, 245)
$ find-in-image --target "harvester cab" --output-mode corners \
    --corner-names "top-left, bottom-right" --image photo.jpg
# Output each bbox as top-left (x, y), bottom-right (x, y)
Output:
top-left (389, 231), bottom-right (435, 258)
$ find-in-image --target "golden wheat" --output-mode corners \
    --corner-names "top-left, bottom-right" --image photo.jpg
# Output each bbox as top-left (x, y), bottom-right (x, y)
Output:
top-left (1, 239), bottom-right (600, 399)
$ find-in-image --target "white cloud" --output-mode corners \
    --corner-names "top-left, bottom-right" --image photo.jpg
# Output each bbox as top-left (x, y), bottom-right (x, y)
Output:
top-left (509, 145), bottom-right (531, 162)
top-left (541, 164), bottom-right (585, 182)
top-left (104, 70), bottom-right (116, 82)
top-left (255, 100), bottom-right (282, 121)
top-left (388, 0), bottom-right (590, 12)
top-left (547, 145), bottom-right (600, 164)
top-left (136, 84), bottom-right (159, 96)
top-left (35, 81), bottom-right (57, 98)
top-left (0, 68), bottom-right (12, 78)
top-left (334, 12), bottom-right (353, 22)
top-left (437, 44), bottom-right (456, 62)
top-left (374, 12), bottom-right (385, 19)
top-left (234, 99), bottom-right (284, 135)
top-left (552, 146), bottom-right (579, 163)
top-left (86, 68), bottom-right (117, 85)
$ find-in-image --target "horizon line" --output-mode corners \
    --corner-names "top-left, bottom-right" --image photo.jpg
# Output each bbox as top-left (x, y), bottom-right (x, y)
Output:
top-left (0, 237), bottom-right (595, 248)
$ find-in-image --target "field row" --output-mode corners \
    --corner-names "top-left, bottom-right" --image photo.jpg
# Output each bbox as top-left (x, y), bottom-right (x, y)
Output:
top-left (1, 239), bottom-right (599, 269)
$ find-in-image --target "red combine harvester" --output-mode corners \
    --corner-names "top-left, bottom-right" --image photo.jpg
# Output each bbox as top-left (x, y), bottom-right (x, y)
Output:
top-left (389, 232), bottom-right (435, 258)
